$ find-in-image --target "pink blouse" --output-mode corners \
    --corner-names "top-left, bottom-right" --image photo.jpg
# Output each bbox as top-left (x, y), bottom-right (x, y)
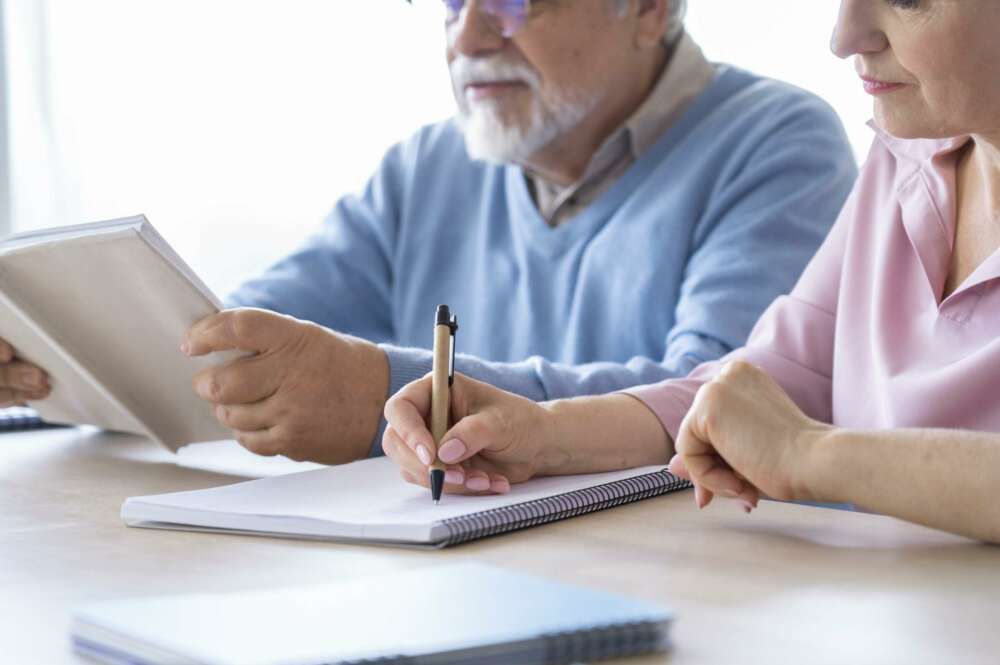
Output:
top-left (628, 126), bottom-right (1000, 438)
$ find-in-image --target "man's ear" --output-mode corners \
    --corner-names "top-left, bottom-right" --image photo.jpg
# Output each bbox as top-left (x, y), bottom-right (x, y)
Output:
top-left (634, 0), bottom-right (670, 50)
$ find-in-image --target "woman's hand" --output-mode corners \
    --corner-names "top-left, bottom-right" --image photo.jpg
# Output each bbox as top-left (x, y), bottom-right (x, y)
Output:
top-left (382, 373), bottom-right (549, 495)
top-left (669, 360), bottom-right (832, 512)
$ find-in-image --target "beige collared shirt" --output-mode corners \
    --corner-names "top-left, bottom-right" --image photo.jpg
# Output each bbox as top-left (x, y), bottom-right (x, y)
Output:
top-left (528, 32), bottom-right (716, 227)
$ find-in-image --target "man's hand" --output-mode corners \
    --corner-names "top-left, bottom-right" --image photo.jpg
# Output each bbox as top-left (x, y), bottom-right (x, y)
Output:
top-left (0, 338), bottom-right (50, 406)
top-left (184, 309), bottom-right (389, 465)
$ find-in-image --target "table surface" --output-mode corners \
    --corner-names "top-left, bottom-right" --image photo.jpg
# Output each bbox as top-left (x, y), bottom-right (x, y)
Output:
top-left (3, 427), bottom-right (999, 665)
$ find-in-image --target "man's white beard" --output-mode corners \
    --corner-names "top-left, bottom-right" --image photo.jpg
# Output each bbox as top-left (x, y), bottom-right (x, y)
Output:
top-left (451, 55), bottom-right (598, 165)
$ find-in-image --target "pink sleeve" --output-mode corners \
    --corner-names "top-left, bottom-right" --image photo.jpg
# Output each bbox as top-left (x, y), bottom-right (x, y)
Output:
top-left (625, 184), bottom-right (856, 440)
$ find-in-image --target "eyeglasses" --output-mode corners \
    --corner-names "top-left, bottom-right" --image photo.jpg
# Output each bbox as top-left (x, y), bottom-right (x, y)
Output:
top-left (442, 0), bottom-right (532, 38)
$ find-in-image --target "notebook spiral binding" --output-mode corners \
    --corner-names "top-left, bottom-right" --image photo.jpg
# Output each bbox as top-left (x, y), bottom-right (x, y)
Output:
top-left (439, 471), bottom-right (691, 547)
top-left (337, 620), bottom-right (669, 665)
top-left (542, 619), bottom-right (670, 663)
top-left (338, 620), bottom-right (667, 665)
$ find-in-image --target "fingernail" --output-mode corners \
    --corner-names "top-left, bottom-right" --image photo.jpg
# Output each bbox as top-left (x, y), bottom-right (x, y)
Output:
top-left (742, 504), bottom-right (752, 514)
top-left (415, 445), bottom-right (433, 466)
top-left (439, 439), bottom-right (467, 464)
top-left (490, 478), bottom-right (511, 494)
top-left (721, 489), bottom-right (739, 498)
top-left (180, 340), bottom-right (190, 355)
top-left (444, 470), bottom-right (464, 485)
top-left (466, 476), bottom-right (490, 491)
top-left (740, 500), bottom-right (755, 513)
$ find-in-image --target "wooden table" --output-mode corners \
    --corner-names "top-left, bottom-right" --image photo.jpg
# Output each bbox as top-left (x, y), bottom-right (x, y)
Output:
top-left (3, 427), bottom-right (998, 664)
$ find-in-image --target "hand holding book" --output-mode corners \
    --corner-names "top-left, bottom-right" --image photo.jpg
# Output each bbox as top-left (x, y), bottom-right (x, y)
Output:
top-left (184, 307), bottom-right (390, 465)
top-left (0, 337), bottom-right (49, 406)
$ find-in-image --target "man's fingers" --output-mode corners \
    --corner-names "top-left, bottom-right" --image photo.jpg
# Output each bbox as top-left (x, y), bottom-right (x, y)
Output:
top-left (233, 428), bottom-right (282, 457)
top-left (184, 309), bottom-right (296, 357)
top-left (193, 354), bottom-right (281, 405)
top-left (0, 388), bottom-right (43, 407)
top-left (0, 339), bottom-right (14, 363)
top-left (214, 401), bottom-right (275, 432)
top-left (0, 361), bottom-right (49, 393)
top-left (383, 376), bottom-right (437, 462)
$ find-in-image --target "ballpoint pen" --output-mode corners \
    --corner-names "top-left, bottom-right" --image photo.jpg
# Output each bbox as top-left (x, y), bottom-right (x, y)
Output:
top-left (429, 304), bottom-right (458, 503)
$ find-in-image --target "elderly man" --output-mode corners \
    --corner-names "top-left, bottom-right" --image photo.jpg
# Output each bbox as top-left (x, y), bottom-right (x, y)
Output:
top-left (0, 0), bottom-right (856, 463)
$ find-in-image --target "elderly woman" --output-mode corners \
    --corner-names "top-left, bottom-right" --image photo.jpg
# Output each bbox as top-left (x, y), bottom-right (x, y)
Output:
top-left (382, 0), bottom-right (1000, 543)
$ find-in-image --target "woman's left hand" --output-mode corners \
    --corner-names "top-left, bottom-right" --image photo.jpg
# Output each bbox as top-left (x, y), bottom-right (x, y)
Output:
top-left (669, 360), bottom-right (832, 512)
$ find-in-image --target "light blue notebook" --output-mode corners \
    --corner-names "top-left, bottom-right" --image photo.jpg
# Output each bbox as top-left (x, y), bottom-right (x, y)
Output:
top-left (72, 562), bottom-right (673, 665)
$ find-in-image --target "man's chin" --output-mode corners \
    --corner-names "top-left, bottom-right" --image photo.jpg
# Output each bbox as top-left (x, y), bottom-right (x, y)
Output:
top-left (457, 115), bottom-right (550, 165)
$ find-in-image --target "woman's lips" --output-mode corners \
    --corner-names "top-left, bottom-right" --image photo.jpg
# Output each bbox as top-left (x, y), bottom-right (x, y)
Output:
top-left (860, 76), bottom-right (904, 96)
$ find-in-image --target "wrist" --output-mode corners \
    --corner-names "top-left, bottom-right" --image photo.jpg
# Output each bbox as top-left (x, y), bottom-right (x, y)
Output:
top-left (344, 335), bottom-right (390, 461)
top-left (531, 400), bottom-right (577, 477)
top-left (793, 423), bottom-right (842, 503)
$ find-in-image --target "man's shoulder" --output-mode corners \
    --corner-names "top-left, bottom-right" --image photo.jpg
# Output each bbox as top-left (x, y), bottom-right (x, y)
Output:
top-left (707, 66), bottom-right (844, 132)
top-left (389, 118), bottom-right (487, 175)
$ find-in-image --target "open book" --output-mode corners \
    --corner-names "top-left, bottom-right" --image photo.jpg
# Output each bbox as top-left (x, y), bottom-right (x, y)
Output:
top-left (0, 216), bottom-right (233, 450)
top-left (122, 456), bottom-right (691, 548)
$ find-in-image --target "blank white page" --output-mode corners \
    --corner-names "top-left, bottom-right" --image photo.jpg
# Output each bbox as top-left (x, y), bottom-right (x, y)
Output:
top-left (122, 456), bottom-right (668, 544)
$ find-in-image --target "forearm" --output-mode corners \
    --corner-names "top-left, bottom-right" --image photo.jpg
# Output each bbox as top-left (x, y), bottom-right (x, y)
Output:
top-left (535, 394), bottom-right (674, 477)
top-left (806, 428), bottom-right (1000, 543)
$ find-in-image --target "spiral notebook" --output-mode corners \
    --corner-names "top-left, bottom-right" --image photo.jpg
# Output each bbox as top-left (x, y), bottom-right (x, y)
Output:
top-left (72, 562), bottom-right (674, 664)
top-left (122, 456), bottom-right (690, 548)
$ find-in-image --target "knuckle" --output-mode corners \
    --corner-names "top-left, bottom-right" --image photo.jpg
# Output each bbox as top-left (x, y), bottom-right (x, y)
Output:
top-left (283, 445), bottom-right (310, 463)
top-left (228, 309), bottom-right (255, 341)
top-left (465, 415), bottom-right (495, 445)
top-left (208, 375), bottom-right (224, 400)
top-left (720, 360), bottom-right (753, 380)
top-left (697, 381), bottom-right (726, 412)
top-left (238, 436), bottom-right (277, 457)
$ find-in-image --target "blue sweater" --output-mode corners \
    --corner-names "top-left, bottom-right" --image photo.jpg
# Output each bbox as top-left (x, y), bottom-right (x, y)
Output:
top-left (229, 67), bottom-right (857, 455)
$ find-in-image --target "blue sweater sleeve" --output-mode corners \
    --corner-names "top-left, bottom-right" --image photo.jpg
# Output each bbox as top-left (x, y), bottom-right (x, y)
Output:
top-left (225, 143), bottom-right (404, 343)
top-left (374, 94), bottom-right (857, 455)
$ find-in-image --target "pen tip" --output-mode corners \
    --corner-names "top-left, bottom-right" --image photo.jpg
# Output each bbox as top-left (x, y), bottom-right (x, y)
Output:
top-left (433, 499), bottom-right (439, 505)
top-left (430, 468), bottom-right (445, 504)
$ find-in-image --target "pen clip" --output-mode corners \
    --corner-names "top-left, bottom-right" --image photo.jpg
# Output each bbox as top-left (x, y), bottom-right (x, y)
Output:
top-left (447, 315), bottom-right (458, 387)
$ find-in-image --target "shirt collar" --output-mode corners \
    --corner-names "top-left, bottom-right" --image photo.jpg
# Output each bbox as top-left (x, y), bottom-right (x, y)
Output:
top-left (868, 120), bottom-right (970, 166)
top-left (625, 31), bottom-right (716, 159)
top-left (526, 30), bottom-right (716, 192)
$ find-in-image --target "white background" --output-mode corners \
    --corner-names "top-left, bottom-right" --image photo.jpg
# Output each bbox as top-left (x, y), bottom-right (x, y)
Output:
top-left (5, 0), bottom-right (871, 297)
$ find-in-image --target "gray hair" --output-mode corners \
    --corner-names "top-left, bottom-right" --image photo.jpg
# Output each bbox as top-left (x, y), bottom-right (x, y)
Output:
top-left (613, 0), bottom-right (687, 47)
